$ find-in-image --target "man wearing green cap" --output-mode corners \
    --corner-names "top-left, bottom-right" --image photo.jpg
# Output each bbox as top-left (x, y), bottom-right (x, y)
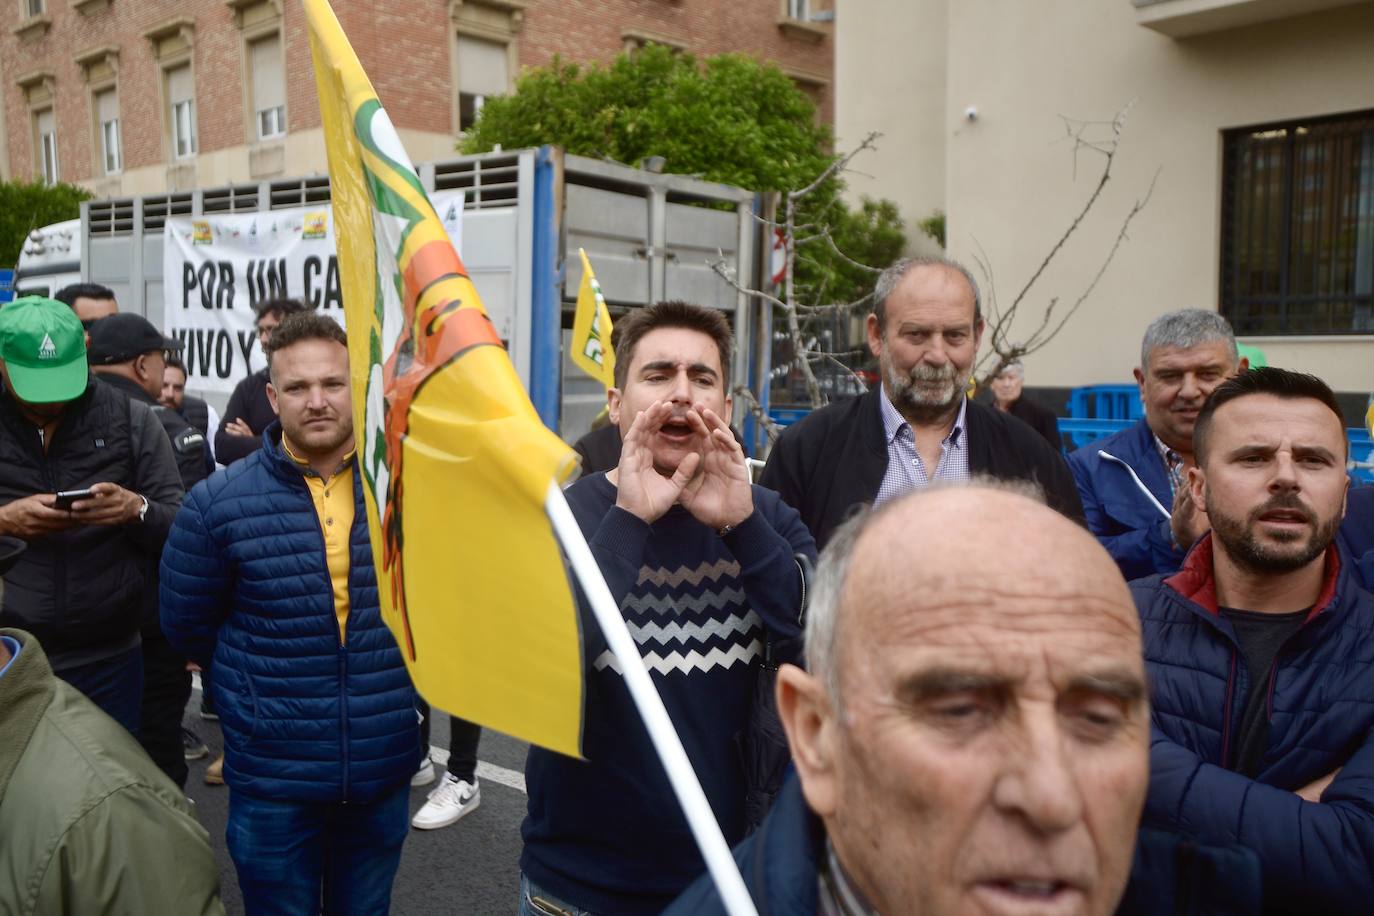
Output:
top-left (0, 296), bottom-right (183, 736)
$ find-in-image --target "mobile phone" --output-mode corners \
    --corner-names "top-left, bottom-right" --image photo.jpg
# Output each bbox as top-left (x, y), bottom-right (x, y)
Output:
top-left (53, 487), bottom-right (97, 510)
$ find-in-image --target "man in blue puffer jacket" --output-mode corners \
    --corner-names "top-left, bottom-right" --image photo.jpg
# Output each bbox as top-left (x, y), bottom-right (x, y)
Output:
top-left (1134, 368), bottom-right (1374, 913)
top-left (161, 313), bottom-right (419, 914)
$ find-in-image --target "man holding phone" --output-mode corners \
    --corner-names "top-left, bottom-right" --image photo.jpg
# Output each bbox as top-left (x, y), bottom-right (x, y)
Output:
top-left (0, 297), bottom-right (183, 736)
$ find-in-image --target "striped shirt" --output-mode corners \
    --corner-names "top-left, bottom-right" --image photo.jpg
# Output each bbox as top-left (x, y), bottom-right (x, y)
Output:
top-left (874, 386), bottom-right (970, 507)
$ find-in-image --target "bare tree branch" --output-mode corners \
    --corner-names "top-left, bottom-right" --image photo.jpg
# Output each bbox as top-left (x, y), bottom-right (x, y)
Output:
top-left (790, 131), bottom-right (882, 201)
top-left (733, 384), bottom-right (782, 445)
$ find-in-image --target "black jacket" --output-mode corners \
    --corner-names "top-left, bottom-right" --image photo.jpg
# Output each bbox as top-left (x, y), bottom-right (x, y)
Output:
top-left (214, 368), bottom-right (275, 465)
top-left (0, 376), bottom-right (183, 664)
top-left (97, 375), bottom-right (208, 491)
top-left (1004, 394), bottom-right (1062, 451)
top-left (760, 388), bottom-right (1084, 549)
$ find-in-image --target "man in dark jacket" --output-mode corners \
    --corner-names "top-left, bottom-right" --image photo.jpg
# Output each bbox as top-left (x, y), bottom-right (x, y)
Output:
top-left (89, 313), bottom-right (209, 787)
top-left (0, 297), bottom-right (183, 736)
top-left (214, 297), bottom-right (309, 465)
top-left (520, 302), bottom-right (816, 916)
top-left (761, 256), bottom-right (1083, 549)
top-left (1067, 309), bottom-right (1247, 580)
top-left (163, 354), bottom-right (220, 470)
top-left (161, 312), bottom-right (419, 912)
top-left (1133, 368), bottom-right (1374, 912)
top-left (668, 483), bottom-right (1172, 916)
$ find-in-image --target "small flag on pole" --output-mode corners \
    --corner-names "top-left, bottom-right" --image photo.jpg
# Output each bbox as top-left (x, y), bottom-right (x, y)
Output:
top-left (570, 248), bottom-right (616, 389)
top-left (304, 0), bottom-right (584, 758)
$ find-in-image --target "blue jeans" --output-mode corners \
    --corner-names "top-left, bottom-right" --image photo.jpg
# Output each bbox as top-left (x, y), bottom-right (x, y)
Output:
top-left (227, 781), bottom-right (410, 915)
top-left (54, 644), bottom-right (143, 737)
top-left (519, 874), bottom-right (596, 916)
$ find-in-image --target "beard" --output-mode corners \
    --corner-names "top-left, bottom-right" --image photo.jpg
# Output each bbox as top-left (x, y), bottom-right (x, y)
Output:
top-left (1206, 492), bottom-right (1340, 575)
top-left (883, 354), bottom-right (971, 421)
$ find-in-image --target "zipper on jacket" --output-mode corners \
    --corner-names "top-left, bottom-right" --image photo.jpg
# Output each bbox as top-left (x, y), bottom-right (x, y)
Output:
top-left (339, 644), bottom-right (350, 803)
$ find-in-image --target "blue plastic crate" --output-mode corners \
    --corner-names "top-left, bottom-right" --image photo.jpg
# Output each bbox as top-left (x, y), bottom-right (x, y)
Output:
top-left (1066, 385), bottom-right (1144, 421)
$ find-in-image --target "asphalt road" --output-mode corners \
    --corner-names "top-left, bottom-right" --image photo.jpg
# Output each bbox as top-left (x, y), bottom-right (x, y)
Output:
top-left (182, 689), bottom-right (531, 915)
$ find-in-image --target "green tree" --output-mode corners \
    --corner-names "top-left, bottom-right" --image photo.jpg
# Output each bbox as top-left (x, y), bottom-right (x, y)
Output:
top-left (0, 181), bottom-right (91, 266)
top-left (461, 45), bottom-right (904, 310)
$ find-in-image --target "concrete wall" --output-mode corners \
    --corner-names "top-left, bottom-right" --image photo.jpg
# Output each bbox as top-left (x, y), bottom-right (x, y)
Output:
top-left (837, 0), bottom-right (1374, 392)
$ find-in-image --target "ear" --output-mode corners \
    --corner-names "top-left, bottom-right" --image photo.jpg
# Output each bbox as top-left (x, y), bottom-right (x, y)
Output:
top-left (266, 381), bottom-right (281, 417)
top-left (972, 317), bottom-right (985, 351)
top-left (865, 313), bottom-right (882, 360)
top-left (607, 387), bottom-right (623, 428)
top-left (1235, 356), bottom-right (1250, 374)
top-left (776, 662), bottom-right (840, 818)
top-left (1187, 464), bottom-right (1206, 514)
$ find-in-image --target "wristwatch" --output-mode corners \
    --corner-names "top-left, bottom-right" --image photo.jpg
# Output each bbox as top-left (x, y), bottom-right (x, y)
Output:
top-left (137, 494), bottom-right (149, 523)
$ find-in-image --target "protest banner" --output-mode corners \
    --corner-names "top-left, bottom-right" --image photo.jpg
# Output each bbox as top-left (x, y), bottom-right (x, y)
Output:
top-left (162, 191), bottom-right (464, 393)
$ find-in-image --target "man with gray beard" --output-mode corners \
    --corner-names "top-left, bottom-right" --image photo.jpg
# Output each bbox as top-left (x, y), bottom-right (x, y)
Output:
top-left (762, 256), bottom-right (1083, 548)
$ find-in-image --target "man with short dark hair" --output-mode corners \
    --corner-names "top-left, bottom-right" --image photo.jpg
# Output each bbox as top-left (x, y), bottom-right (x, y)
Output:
top-left (53, 282), bottom-right (118, 330)
top-left (0, 297), bottom-right (183, 736)
top-left (1135, 367), bottom-right (1374, 911)
top-left (161, 311), bottom-right (419, 912)
top-left (163, 354), bottom-right (221, 468)
top-left (1068, 309), bottom-right (1248, 579)
top-left (520, 300), bottom-right (816, 916)
top-left (214, 297), bottom-right (311, 465)
top-left (762, 256), bottom-right (1083, 550)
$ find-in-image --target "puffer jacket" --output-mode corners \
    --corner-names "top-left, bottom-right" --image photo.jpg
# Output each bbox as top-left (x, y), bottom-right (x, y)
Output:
top-left (159, 423), bottom-right (419, 804)
top-left (0, 376), bottom-right (183, 662)
top-left (1133, 536), bottom-right (1374, 912)
top-left (0, 629), bottom-right (223, 915)
top-left (1067, 418), bottom-right (1185, 581)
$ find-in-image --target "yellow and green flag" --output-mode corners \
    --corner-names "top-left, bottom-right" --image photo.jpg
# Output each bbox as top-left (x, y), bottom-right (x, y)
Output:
top-left (571, 248), bottom-right (616, 389)
top-left (305, 0), bottom-right (584, 757)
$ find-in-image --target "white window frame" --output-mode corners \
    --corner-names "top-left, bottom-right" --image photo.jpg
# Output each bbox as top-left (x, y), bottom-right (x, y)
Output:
top-left (172, 96), bottom-right (197, 159)
top-left (787, 0), bottom-right (809, 20)
top-left (35, 109), bottom-right (57, 184)
top-left (101, 116), bottom-right (121, 174)
top-left (25, 0), bottom-right (44, 17)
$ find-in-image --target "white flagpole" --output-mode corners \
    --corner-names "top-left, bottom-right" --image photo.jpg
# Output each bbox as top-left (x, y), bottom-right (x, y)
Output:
top-left (544, 481), bottom-right (759, 916)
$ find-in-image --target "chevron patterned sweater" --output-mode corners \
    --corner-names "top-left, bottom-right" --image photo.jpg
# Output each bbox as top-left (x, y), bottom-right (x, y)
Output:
top-left (521, 473), bottom-right (816, 915)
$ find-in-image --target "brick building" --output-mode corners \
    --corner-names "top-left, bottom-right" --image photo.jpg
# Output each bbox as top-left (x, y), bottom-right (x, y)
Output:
top-left (0, 0), bottom-right (832, 197)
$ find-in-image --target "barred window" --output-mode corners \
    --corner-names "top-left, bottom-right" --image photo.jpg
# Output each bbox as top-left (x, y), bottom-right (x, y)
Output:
top-left (1221, 110), bottom-right (1374, 335)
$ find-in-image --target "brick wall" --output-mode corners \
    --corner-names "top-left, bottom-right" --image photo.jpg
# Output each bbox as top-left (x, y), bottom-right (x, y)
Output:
top-left (0, 0), bottom-right (831, 188)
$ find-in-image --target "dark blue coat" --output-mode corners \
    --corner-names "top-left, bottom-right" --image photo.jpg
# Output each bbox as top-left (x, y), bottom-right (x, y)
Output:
top-left (665, 774), bottom-right (1261, 916)
top-left (159, 423), bottom-right (419, 804)
top-left (1340, 485), bottom-right (1374, 590)
top-left (1067, 418), bottom-right (1184, 581)
top-left (1134, 537), bottom-right (1374, 912)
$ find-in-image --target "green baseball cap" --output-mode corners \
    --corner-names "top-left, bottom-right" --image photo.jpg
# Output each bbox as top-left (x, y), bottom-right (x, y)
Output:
top-left (0, 296), bottom-right (89, 404)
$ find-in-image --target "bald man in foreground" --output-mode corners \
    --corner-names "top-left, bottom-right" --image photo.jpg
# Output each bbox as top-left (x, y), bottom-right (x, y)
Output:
top-left (667, 483), bottom-right (1261, 916)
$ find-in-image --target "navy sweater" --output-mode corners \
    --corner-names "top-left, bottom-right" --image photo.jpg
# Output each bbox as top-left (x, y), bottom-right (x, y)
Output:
top-left (520, 473), bottom-right (816, 915)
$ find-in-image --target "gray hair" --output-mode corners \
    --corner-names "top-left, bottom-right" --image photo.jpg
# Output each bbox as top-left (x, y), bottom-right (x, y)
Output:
top-left (805, 477), bottom-right (1044, 705)
top-left (995, 360), bottom-right (1025, 379)
top-left (872, 256), bottom-right (983, 332)
top-left (1140, 309), bottom-right (1238, 370)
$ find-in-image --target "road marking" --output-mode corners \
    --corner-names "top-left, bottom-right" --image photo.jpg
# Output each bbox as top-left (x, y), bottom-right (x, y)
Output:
top-left (429, 746), bottom-right (527, 794)
top-left (191, 678), bottom-right (527, 794)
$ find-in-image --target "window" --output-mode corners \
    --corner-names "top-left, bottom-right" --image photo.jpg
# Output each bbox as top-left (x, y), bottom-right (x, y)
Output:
top-left (249, 33), bottom-right (286, 140)
top-left (1221, 111), bottom-right (1374, 335)
top-left (95, 88), bottom-right (121, 174)
top-left (456, 36), bottom-right (508, 132)
top-left (166, 65), bottom-right (197, 159)
top-left (35, 108), bottom-right (57, 183)
top-left (787, 0), bottom-right (809, 19)
top-left (25, 0), bottom-right (43, 16)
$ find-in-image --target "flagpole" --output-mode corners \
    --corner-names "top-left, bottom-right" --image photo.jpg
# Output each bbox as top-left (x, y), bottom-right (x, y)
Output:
top-left (544, 481), bottom-right (760, 916)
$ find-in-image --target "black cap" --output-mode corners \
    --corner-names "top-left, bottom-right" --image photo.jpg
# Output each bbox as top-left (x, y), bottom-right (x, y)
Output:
top-left (87, 313), bottom-right (183, 365)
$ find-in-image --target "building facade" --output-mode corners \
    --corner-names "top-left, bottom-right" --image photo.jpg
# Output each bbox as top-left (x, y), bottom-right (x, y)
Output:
top-left (1, 0), bottom-right (832, 198)
top-left (836, 0), bottom-right (1373, 395)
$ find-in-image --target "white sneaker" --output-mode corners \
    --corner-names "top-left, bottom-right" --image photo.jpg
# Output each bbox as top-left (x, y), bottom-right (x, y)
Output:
top-left (411, 758), bottom-right (436, 788)
top-left (411, 774), bottom-right (480, 830)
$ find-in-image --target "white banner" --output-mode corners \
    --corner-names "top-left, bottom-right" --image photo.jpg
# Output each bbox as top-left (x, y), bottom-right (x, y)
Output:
top-left (163, 191), bottom-right (464, 393)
